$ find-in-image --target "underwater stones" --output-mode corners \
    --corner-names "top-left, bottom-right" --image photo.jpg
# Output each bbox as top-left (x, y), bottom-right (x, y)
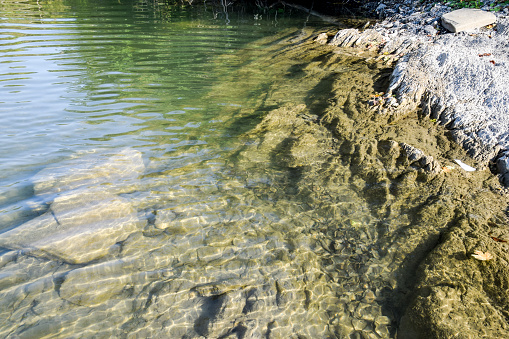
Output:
top-left (32, 148), bottom-right (144, 196)
top-left (0, 191), bottom-right (144, 264)
top-left (59, 259), bottom-right (161, 307)
top-left (441, 9), bottom-right (496, 33)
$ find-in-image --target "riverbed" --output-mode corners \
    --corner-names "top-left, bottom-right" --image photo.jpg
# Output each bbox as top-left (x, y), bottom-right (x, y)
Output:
top-left (1, 1), bottom-right (509, 338)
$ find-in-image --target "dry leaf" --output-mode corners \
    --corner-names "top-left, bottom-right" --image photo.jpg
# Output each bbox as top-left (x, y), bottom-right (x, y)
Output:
top-left (491, 236), bottom-right (507, 243)
top-left (471, 250), bottom-right (493, 261)
top-left (442, 165), bottom-right (455, 173)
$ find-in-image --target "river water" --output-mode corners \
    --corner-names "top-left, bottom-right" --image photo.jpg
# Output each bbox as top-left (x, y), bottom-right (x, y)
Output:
top-left (2, 1), bottom-right (507, 338)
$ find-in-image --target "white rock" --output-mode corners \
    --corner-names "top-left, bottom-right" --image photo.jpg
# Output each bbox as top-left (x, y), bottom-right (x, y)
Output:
top-left (441, 9), bottom-right (496, 33)
top-left (454, 159), bottom-right (476, 172)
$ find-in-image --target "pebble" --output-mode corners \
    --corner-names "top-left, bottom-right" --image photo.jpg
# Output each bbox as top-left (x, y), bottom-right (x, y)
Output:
top-left (362, 290), bottom-right (376, 303)
top-left (351, 318), bottom-right (368, 331)
top-left (423, 25), bottom-right (437, 36)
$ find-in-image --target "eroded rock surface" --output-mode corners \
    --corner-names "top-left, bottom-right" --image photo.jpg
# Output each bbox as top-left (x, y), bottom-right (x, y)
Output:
top-left (387, 20), bottom-right (509, 164)
top-left (326, 7), bottom-right (509, 181)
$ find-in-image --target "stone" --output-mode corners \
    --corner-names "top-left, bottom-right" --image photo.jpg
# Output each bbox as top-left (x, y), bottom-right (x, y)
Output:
top-left (330, 29), bottom-right (384, 50)
top-left (496, 153), bottom-right (509, 184)
top-left (315, 33), bottom-right (328, 45)
top-left (154, 208), bottom-right (177, 230)
top-left (423, 25), bottom-right (437, 36)
top-left (32, 148), bottom-right (145, 196)
top-left (0, 190), bottom-right (145, 263)
top-left (441, 9), bottom-right (496, 33)
top-left (59, 259), bottom-right (161, 306)
top-left (387, 19), bottom-right (509, 164)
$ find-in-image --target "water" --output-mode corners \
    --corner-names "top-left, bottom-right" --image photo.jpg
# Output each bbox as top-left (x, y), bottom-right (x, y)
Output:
top-left (1, 1), bottom-right (506, 338)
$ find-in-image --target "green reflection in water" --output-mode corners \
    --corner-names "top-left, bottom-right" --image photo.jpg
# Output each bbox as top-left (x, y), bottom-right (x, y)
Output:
top-left (0, 0), bottom-right (330, 182)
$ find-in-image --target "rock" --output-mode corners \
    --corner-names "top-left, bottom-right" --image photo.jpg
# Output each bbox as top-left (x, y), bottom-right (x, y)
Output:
top-left (423, 25), bottom-right (437, 36)
top-left (32, 148), bottom-right (145, 196)
top-left (399, 221), bottom-right (509, 339)
top-left (0, 190), bottom-right (145, 263)
top-left (315, 32), bottom-right (328, 45)
top-left (400, 143), bottom-right (424, 162)
top-left (400, 143), bottom-right (441, 173)
top-left (496, 153), bottom-right (509, 184)
top-left (1, 148), bottom-right (148, 263)
top-left (329, 29), bottom-right (384, 50)
top-left (441, 9), bottom-right (496, 33)
top-left (154, 208), bottom-right (177, 230)
top-left (387, 19), bottom-right (509, 164)
top-left (59, 259), bottom-right (161, 306)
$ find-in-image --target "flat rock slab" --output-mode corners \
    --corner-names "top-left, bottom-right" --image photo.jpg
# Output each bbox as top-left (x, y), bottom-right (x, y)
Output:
top-left (441, 9), bottom-right (496, 33)
top-left (0, 191), bottom-right (145, 263)
top-left (32, 148), bottom-right (145, 197)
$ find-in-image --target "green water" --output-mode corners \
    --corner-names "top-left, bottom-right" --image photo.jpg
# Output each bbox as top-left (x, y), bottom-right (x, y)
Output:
top-left (3, 1), bottom-right (506, 338)
top-left (0, 0), bottom-right (322, 183)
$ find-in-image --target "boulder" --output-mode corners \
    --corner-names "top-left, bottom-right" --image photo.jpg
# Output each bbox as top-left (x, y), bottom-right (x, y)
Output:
top-left (441, 9), bottom-right (496, 33)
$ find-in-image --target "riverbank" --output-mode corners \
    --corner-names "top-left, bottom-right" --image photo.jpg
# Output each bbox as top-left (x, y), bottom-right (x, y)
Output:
top-left (317, 0), bottom-right (509, 186)
top-left (309, 2), bottom-right (509, 337)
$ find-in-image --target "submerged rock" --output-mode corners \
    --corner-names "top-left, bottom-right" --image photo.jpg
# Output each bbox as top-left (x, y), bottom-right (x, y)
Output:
top-left (32, 148), bottom-right (145, 197)
top-left (0, 148), bottom-right (147, 264)
top-left (399, 216), bottom-right (509, 339)
top-left (0, 190), bottom-right (145, 264)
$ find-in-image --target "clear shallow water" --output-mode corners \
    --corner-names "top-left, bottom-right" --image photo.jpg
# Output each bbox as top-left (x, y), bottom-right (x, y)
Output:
top-left (0, 0), bottom-right (315, 184)
top-left (0, 1), bottom-right (411, 338)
